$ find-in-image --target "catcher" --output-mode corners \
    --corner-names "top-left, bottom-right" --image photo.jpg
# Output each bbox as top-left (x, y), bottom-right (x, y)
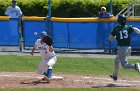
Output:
top-left (31, 31), bottom-right (56, 83)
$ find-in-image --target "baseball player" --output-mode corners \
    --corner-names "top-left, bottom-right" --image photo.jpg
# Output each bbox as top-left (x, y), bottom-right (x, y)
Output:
top-left (109, 15), bottom-right (140, 81)
top-left (31, 31), bottom-right (56, 83)
top-left (5, 0), bottom-right (22, 18)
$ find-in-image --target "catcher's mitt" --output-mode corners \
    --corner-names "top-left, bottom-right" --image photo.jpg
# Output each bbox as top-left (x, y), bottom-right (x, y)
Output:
top-left (42, 36), bottom-right (53, 46)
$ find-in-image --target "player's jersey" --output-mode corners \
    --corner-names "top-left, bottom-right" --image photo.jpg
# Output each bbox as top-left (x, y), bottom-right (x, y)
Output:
top-left (111, 25), bottom-right (134, 46)
top-left (35, 39), bottom-right (56, 59)
top-left (5, 6), bottom-right (22, 18)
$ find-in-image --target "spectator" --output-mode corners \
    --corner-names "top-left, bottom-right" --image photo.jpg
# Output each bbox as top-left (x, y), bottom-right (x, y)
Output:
top-left (98, 7), bottom-right (113, 18)
top-left (5, 0), bottom-right (22, 18)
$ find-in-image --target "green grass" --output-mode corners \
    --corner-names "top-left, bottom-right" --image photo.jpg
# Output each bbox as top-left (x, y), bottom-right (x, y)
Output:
top-left (0, 55), bottom-right (139, 78)
top-left (0, 55), bottom-right (40, 72)
top-left (53, 57), bottom-right (140, 78)
top-left (0, 88), bottom-right (140, 91)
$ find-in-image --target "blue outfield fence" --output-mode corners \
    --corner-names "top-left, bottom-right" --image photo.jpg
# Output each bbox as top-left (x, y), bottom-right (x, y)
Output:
top-left (52, 21), bottom-right (140, 49)
top-left (0, 18), bottom-right (19, 46)
top-left (23, 20), bottom-right (47, 47)
top-left (52, 22), bottom-right (98, 49)
top-left (52, 18), bottom-right (140, 49)
top-left (0, 17), bottom-right (140, 50)
top-left (68, 22), bottom-right (97, 49)
top-left (52, 22), bottom-right (69, 48)
top-left (130, 22), bottom-right (140, 49)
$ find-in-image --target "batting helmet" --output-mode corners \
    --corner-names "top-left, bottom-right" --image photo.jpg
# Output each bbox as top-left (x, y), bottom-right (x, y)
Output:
top-left (117, 15), bottom-right (126, 25)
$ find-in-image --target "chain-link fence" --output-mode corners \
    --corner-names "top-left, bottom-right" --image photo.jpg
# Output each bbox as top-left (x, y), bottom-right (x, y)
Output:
top-left (116, 0), bottom-right (140, 17)
top-left (133, 4), bottom-right (140, 17)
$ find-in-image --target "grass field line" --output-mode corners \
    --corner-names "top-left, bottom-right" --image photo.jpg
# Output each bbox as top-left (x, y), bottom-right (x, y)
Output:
top-left (71, 78), bottom-right (137, 87)
top-left (74, 78), bottom-right (138, 85)
top-left (73, 79), bottom-right (135, 86)
top-left (0, 74), bottom-right (43, 79)
top-left (0, 74), bottom-right (64, 80)
top-left (81, 77), bottom-right (140, 83)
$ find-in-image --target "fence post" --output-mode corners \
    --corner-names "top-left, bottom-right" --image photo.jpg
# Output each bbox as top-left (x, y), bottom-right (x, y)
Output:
top-left (110, 0), bottom-right (113, 15)
top-left (48, 0), bottom-right (51, 19)
top-left (46, 0), bottom-right (52, 37)
top-left (18, 18), bottom-right (23, 51)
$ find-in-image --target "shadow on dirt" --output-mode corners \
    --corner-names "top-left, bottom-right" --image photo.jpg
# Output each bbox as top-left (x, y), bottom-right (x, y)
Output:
top-left (20, 80), bottom-right (48, 85)
top-left (92, 83), bottom-right (131, 88)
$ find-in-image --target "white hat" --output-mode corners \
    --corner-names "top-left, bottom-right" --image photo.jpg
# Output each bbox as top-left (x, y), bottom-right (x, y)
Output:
top-left (101, 7), bottom-right (106, 10)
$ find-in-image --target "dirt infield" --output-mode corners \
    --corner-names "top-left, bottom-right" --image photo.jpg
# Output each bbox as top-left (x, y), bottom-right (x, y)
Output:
top-left (0, 72), bottom-right (140, 88)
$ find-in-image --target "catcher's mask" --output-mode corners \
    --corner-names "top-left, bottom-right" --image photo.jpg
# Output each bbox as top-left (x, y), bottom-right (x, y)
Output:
top-left (117, 15), bottom-right (126, 25)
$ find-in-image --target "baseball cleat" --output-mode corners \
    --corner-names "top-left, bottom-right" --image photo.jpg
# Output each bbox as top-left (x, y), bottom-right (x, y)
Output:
top-left (110, 74), bottom-right (117, 81)
top-left (41, 77), bottom-right (45, 81)
top-left (44, 76), bottom-right (50, 83)
top-left (135, 63), bottom-right (140, 73)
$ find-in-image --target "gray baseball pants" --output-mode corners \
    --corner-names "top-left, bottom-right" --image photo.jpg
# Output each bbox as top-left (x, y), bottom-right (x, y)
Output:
top-left (113, 46), bottom-right (135, 77)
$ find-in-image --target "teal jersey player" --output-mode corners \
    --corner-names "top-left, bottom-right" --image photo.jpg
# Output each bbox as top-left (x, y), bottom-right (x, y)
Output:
top-left (109, 15), bottom-right (140, 81)
top-left (111, 25), bottom-right (134, 46)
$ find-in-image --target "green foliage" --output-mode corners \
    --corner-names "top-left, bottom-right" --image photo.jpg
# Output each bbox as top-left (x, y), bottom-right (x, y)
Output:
top-left (0, 0), bottom-right (48, 16)
top-left (52, 0), bottom-right (97, 17)
top-left (18, 0), bottom-right (48, 16)
top-left (0, 0), bottom-right (132, 17)
top-left (0, 0), bottom-right (11, 15)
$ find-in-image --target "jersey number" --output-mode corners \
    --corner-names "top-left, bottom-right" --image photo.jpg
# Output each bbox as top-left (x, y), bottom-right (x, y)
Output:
top-left (119, 30), bottom-right (128, 39)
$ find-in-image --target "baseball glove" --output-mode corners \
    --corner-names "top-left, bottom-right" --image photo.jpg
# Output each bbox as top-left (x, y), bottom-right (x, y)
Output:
top-left (42, 36), bottom-right (53, 46)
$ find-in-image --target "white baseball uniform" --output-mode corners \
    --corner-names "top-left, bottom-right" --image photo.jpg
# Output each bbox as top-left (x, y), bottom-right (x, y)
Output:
top-left (34, 39), bottom-right (57, 75)
top-left (5, 6), bottom-right (22, 18)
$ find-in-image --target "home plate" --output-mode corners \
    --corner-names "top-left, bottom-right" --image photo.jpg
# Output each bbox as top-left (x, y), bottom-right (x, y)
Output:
top-left (50, 76), bottom-right (64, 80)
